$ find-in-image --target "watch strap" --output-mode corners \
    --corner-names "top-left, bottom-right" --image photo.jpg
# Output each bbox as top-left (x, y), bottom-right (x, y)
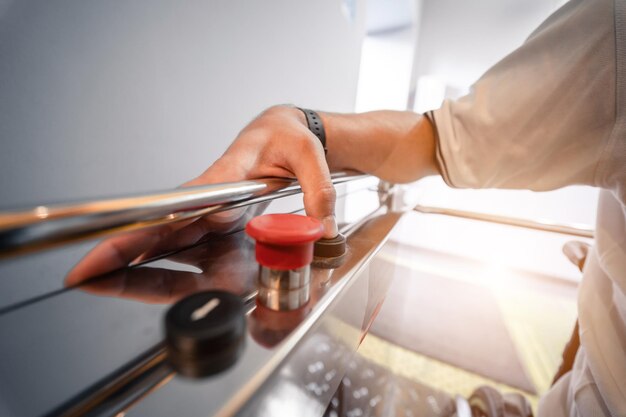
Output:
top-left (297, 108), bottom-right (327, 154)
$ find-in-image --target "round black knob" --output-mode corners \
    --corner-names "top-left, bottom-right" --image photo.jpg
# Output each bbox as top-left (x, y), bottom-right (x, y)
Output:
top-left (165, 291), bottom-right (246, 378)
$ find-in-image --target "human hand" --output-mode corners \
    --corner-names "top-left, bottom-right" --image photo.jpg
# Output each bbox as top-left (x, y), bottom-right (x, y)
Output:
top-left (74, 232), bottom-right (256, 304)
top-left (66, 105), bottom-right (337, 285)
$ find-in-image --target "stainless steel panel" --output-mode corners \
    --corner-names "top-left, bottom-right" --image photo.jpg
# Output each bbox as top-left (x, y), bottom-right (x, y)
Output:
top-left (0, 178), bottom-right (377, 311)
top-left (0, 184), bottom-right (396, 417)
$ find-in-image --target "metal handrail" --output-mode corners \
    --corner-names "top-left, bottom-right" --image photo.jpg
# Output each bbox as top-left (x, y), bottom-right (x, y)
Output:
top-left (414, 204), bottom-right (595, 238)
top-left (0, 171), bottom-right (368, 259)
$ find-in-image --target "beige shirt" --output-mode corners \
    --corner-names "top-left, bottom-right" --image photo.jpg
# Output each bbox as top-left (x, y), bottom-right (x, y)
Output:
top-left (429, 0), bottom-right (626, 415)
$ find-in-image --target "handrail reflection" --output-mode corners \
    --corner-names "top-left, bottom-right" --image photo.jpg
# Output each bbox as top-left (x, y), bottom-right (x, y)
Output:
top-left (414, 204), bottom-right (595, 238)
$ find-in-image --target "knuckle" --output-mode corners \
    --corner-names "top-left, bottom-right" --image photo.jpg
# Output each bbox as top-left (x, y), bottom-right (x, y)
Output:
top-left (294, 132), bottom-right (319, 153)
top-left (316, 183), bottom-right (337, 204)
top-left (260, 104), bottom-right (291, 119)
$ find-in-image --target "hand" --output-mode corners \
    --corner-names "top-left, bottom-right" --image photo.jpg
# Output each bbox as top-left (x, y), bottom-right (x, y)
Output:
top-left (191, 105), bottom-right (338, 235)
top-left (66, 105), bottom-right (337, 285)
top-left (74, 232), bottom-right (257, 304)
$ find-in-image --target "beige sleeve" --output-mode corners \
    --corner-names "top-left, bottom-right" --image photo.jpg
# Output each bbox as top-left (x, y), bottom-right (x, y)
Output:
top-left (430, 0), bottom-right (617, 192)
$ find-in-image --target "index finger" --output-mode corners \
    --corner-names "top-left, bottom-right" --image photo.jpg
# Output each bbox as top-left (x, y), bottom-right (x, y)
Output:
top-left (284, 134), bottom-right (338, 238)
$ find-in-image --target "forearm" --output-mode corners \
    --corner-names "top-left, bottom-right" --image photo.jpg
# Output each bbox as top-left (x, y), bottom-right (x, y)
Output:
top-left (320, 110), bottom-right (440, 183)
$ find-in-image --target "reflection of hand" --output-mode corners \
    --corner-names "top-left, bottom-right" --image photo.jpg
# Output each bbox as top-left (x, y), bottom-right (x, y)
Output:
top-left (66, 207), bottom-right (248, 286)
top-left (77, 233), bottom-right (257, 304)
top-left (250, 303), bottom-right (311, 348)
top-left (67, 105), bottom-right (337, 285)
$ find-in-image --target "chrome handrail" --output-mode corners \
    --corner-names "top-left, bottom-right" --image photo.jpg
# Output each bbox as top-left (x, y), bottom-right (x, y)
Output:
top-left (0, 171), bottom-right (368, 259)
top-left (414, 204), bottom-right (595, 238)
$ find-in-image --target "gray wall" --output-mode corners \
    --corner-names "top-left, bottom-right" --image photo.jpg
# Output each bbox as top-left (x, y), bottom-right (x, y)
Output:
top-left (411, 0), bottom-right (562, 95)
top-left (0, 0), bottom-right (365, 309)
top-left (0, 0), bottom-right (365, 209)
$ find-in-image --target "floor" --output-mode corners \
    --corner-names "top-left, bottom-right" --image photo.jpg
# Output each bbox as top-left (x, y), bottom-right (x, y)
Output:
top-left (342, 214), bottom-right (580, 413)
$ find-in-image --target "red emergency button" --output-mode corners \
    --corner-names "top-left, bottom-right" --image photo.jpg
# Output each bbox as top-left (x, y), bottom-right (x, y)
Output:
top-left (246, 214), bottom-right (324, 270)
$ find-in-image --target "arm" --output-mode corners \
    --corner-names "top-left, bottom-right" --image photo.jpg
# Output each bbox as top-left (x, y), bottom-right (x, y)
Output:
top-left (184, 105), bottom-right (439, 235)
top-left (69, 0), bottom-right (615, 283)
top-left (324, 110), bottom-right (439, 183)
top-left (67, 106), bottom-right (439, 284)
top-left (431, 0), bottom-right (617, 193)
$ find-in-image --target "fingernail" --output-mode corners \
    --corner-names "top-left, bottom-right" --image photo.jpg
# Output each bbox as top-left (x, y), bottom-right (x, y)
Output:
top-left (322, 215), bottom-right (338, 238)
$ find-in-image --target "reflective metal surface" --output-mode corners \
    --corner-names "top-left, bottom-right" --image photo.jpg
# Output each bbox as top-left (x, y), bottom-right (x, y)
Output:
top-left (259, 266), bottom-right (311, 291)
top-left (0, 178), bottom-right (399, 417)
top-left (321, 345), bottom-right (456, 417)
top-left (128, 210), bottom-right (403, 417)
top-left (0, 172), bottom-right (367, 259)
top-left (414, 204), bottom-right (594, 238)
top-left (258, 265), bottom-right (311, 310)
top-left (0, 178), bottom-right (576, 416)
top-left (0, 178), bottom-right (379, 312)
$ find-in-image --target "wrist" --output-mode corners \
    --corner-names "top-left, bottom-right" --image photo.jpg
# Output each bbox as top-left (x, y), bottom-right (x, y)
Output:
top-left (263, 105), bottom-right (307, 126)
top-left (297, 108), bottom-right (327, 154)
top-left (318, 111), bottom-right (347, 171)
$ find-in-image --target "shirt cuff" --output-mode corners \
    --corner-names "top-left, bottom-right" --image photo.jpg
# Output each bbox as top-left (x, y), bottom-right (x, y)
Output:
top-left (425, 110), bottom-right (456, 188)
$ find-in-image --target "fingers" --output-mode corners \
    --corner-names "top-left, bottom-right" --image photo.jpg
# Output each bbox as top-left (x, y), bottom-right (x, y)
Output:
top-left (78, 238), bottom-right (254, 304)
top-left (65, 223), bottom-right (185, 286)
top-left (66, 106), bottom-right (338, 286)
top-left (66, 229), bottom-right (159, 286)
top-left (79, 267), bottom-right (205, 304)
top-left (137, 208), bottom-right (247, 261)
top-left (195, 107), bottom-right (337, 236)
top-left (286, 134), bottom-right (338, 238)
top-left (134, 162), bottom-right (252, 258)
top-left (66, 161), bottom-right (247, 285)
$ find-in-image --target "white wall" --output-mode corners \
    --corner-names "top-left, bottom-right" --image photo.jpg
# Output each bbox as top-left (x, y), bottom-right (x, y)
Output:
top-left (411, 0), bottom-right (563, 103)
top-left (0, 0), bottom-right (365, 208)
top-left (0, 0), bottom-right (365, 308)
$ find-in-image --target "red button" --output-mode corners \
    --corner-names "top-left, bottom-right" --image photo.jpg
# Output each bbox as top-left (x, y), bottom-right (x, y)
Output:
top-left (246, 214), bottom-right (324, 270)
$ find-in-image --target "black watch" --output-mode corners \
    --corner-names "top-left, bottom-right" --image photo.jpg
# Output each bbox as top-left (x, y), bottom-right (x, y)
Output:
top-left (297, 107), bottom-right (327, 154)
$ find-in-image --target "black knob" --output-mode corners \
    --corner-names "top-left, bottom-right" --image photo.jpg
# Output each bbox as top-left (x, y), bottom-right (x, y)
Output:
top-left (312, 233), bottom-right (347, 268)
top-left (165, 291), bottom-right (246, 378)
